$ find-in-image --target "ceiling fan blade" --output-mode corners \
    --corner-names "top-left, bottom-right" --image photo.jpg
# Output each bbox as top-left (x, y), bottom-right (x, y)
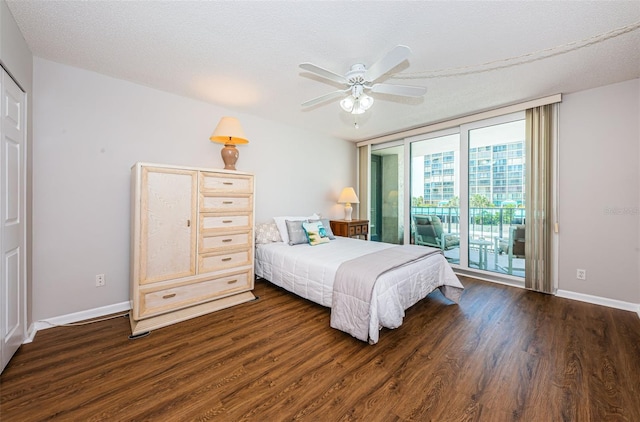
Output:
top-left (299, 63), bottom-right (348, 85)
top-left (365, 45), bottom-right (412, 82)
top-left (301, 89), bottom-right (349, 107)
top-left (370, 83), bottom-right (427, 97)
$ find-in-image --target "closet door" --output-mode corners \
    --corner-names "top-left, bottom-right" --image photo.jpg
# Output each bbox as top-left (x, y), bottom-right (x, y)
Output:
top-left (0, 70), bottom-right (26, 373)
top-left (139, 167), bottom-right (198, 284)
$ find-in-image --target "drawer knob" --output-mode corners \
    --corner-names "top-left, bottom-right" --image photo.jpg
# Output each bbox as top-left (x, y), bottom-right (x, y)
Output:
top-left (162, 293), bottom-right (177, 299)
top-left (223, 182), bottom-right (233, 185)
top-left (187, 219), bottom-right (191, 227)
top-left (221, 257), bottom-right (232, 262)
top-left (222, 220), bottom-right (233, 224)
top-left (222, 201), bottom-right (233, 205)
top-left (222, 239), bottom-right (233, 243)
top-left (227, 279), bottom-right (238, 284)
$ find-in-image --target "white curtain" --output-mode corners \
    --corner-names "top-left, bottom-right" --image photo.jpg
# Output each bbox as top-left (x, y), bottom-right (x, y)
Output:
top-left (525, 104), bottom-right (556, 293)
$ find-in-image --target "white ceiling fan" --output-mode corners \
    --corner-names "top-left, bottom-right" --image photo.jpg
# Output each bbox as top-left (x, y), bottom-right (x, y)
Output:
top-left (299, 45), bottom-right (426, 114)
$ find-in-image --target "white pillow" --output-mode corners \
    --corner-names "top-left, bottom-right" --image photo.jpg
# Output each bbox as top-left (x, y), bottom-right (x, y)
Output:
top-left (273, 214), bottom-right (319, 244)
top-left (255, 222), bottom-right (282, 244)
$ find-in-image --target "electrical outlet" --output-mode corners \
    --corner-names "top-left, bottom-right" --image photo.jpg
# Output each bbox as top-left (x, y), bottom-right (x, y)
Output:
top-left (96, 274), bottom-right (105, 287)
top-left (576, 269), bottom-right (586, 280)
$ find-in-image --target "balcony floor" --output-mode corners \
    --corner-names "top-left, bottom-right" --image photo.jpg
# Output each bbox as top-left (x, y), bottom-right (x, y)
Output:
top-left (442, 247), bottom-right (525, 278)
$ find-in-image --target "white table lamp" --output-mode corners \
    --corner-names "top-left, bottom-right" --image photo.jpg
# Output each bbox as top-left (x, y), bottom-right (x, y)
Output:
top-left (338, 187), bottom-right (360, 221)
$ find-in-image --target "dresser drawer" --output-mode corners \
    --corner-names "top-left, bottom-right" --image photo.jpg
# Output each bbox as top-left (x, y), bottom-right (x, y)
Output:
top-left (200, 172), bottom-right (253, 193)
top-left (200, 213), bottom-right (251, 230)
top-left (138, 269), bottom-right (253, 318)
top-left (200, 194), bottom-right (252, 213)
top-left (200, 230), bottom-right (251, 253)
top-left (198, 249), bottom-right (251, 273)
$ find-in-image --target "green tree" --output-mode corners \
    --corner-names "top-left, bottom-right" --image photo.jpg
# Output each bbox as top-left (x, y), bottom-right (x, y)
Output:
top-left (470, 194), bottom-right (493, 208)
top-left (469, 195), bottom-right (493, 224)
top-left (502, 201), bottom-right (516, 224)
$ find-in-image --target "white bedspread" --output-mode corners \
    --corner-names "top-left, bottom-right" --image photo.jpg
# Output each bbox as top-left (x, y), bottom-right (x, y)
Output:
top-left (255, 237), bottom-right (464, 344)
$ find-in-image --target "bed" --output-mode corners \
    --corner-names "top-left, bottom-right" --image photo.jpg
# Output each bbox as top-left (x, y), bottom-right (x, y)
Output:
top-left (254, 218), bottom-right (464, 344)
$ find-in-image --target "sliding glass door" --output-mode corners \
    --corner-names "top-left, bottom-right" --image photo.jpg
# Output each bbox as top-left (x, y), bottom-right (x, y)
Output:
top-left (369, 112), bottom-right (526, 278)
top-left (409, 131), bottom-right (460, 263)
top-left (466, 115), bottom-right (526, 276)
top-left (370, 143), bottom-right (404, 244)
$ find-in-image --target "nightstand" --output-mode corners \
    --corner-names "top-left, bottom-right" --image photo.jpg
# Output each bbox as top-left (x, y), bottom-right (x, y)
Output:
top-left (330, 219), bottom-right (369, 240)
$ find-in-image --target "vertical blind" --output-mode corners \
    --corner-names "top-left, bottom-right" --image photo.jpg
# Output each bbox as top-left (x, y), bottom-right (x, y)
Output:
top-left (358, 144), bottom-right (370, 220)
top-left (525, 104), bottom-right (557, 293)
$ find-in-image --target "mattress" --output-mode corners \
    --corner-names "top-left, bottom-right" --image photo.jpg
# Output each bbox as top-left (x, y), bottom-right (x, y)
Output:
top-left (255, 237), bottom-right (464, 343)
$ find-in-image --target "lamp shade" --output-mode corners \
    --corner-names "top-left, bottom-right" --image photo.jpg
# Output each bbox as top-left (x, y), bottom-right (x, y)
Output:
top-left (340, 95), bottom-right (355, 112)
top-left (339, 93), bottom-right (374, 115)
top-left (210, 117), bottom-right (249, 145)
top-left (338, 187), bottom-right (359, 204)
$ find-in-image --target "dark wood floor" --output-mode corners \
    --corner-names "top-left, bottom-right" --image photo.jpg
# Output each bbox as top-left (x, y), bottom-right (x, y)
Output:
top-left (2, 276), bottom-right (639, 421)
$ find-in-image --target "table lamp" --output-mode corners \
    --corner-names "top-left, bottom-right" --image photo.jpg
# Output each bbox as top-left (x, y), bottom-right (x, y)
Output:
top-left (338, 187), bottom-right (359, 221)
top-left (210, 117), bottom-right (249, 170)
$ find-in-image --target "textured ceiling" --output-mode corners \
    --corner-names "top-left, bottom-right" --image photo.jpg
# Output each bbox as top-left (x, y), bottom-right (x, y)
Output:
top-left (6, 1), bottom-right (640, 142)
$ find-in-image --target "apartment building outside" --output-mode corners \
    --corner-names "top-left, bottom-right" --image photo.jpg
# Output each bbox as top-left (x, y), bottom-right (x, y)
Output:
top-left (421, 140), bottom-right (525, 206)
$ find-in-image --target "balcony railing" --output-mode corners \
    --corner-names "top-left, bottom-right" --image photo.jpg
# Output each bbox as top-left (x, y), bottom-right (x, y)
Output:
top-left (412, 206), bottom-right (525, 239)
top-left (411, 206), bottom-right (526, 276)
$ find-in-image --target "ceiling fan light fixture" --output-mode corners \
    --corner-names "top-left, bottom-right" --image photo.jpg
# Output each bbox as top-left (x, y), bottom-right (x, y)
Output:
top-left (359, 94), bottom-right (374, 111)
top-left (351, 100), bottom-right (366, 115)
top-left (340, 92), bottom-right (373, 114)
top-left (340, 95), bottom-right (355, 112)
top-left (349, 94), bottom-right (374, 115)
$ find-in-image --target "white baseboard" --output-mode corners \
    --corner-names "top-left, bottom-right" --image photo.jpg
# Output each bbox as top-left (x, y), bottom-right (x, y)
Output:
top-left (24, 301), bottom-right (130, 344)
top-left (556, 289), bottom-right (640, 316)
top-left (455, 272), bottom-right (640, 319)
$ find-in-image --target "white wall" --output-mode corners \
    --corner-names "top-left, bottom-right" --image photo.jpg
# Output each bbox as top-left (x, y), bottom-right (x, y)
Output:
top-left (0, 1), bottom-right (31, 89)
top-left (558, 78), bottom-right (639, 303)
top-left (32, 57), bottom-right (355, 321)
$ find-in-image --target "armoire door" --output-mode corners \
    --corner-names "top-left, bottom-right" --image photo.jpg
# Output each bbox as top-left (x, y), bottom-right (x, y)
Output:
top-left (0, 69), bottom-right (27, 373)
top-left (139, 167), bottom-right (198, 284)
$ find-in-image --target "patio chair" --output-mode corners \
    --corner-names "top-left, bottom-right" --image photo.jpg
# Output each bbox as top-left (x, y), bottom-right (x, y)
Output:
top-left (494, 224), bottom-right (526, 275)
top-left (413, 215), bottom-right (460, 252)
